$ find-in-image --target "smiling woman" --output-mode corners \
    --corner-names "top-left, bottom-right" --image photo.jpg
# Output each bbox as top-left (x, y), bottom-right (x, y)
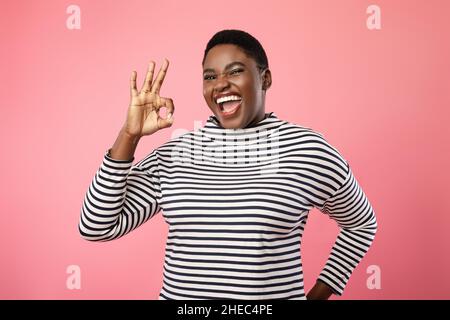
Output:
top-left (79, 29), bottom-right (377, 300)
top-left (202, 31), bottom-right (272, 129)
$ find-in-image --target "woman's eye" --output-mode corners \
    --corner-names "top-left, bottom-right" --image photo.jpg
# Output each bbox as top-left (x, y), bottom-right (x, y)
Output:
top-left (204, 75), bottom-right (215, 80)
top-left (230, 69), bottom-right (243, 75)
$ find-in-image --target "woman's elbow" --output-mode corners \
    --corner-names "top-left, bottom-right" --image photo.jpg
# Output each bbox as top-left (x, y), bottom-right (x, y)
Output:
top-left (78, 223), bottom-right (115, 242)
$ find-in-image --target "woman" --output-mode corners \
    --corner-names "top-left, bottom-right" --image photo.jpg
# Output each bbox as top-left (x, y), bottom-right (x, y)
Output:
top-left (79, 29), bottom-right (377, 300)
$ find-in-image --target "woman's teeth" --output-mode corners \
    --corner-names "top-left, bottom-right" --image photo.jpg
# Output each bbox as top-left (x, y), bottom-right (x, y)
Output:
top-left (216, 95), bottom-right (241, 104)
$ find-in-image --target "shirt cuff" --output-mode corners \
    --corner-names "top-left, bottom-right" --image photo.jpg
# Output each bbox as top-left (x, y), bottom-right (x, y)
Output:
top-left (105, 148), bottom-right (135, 164)
top-left (317, 270), bottom-right (349, 296)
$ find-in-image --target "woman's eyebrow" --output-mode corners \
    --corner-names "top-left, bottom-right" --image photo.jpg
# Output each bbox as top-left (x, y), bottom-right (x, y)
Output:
top-left (203, 61), bottom-right (246, 74)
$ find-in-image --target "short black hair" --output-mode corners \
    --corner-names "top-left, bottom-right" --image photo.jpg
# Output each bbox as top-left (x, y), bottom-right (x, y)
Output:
top-left (202, 29), bottom-right (269, 71)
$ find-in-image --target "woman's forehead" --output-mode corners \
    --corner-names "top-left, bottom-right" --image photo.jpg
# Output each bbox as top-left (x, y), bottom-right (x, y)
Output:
top-left (203, 44), bottom-right (255, 69)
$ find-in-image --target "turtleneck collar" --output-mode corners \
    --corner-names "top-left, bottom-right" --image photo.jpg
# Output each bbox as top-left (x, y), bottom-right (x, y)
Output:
top-left (196, 112), bottom-right (285, 146)
top-left (207, 112), bottom-right (276, 130)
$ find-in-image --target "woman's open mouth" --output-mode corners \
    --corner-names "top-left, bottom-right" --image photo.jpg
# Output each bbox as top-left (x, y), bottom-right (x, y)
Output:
top-left (216, 95), bottom-right (242, 117)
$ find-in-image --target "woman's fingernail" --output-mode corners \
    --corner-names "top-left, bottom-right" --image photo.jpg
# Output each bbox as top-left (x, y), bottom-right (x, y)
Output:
top-left (167, 113), bottom-right (172, 119)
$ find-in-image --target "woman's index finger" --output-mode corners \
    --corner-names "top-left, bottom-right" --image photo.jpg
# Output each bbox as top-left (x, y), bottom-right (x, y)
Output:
top-left (151, 58), bottom-right (169, 95)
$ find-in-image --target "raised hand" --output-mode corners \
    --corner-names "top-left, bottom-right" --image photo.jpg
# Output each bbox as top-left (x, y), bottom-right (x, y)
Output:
top-left (123, 59), bottom-right (175, 137)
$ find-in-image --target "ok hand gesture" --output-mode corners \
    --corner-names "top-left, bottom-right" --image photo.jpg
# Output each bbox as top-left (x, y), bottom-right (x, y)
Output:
top-left (124, 59), bottom-right (175, 138)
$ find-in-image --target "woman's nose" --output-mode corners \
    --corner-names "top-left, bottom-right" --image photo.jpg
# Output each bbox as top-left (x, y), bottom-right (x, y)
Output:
top-left (213, 74), bottom-right (231, 91)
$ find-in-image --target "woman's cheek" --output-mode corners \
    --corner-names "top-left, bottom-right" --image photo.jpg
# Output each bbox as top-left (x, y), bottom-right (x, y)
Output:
top-left (202, 88), bottom-right (212, 106)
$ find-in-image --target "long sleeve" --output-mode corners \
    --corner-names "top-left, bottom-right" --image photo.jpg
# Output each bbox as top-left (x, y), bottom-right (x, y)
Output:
top-left (79, 149), bottom-right (162, 241)
top-left (316, 162), bottom-right (378, 296)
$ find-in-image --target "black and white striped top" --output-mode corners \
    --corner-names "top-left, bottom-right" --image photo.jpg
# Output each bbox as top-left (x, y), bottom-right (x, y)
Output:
top-left (79, 112), bottom-right (377, 299)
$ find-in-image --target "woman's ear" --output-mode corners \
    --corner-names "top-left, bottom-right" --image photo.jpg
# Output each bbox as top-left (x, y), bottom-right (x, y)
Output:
top-left (261, 68), bottom-right (272, 91)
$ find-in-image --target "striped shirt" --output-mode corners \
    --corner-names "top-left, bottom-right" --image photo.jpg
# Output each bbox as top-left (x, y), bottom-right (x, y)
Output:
top-left (79, 112), bottom-right (377, 299)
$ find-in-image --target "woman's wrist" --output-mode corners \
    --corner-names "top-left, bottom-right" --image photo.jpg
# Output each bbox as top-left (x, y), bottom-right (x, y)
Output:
top-left (108, 126), bottom-right (141, 161)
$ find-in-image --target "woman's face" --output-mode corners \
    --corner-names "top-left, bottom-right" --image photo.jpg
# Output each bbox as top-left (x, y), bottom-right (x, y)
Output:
top-left (202, 44), bottom-right (271, 129)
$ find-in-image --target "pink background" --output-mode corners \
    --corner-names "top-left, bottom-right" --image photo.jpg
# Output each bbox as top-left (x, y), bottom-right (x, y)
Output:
top-left (1, 0), bottom-right (449, 299)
